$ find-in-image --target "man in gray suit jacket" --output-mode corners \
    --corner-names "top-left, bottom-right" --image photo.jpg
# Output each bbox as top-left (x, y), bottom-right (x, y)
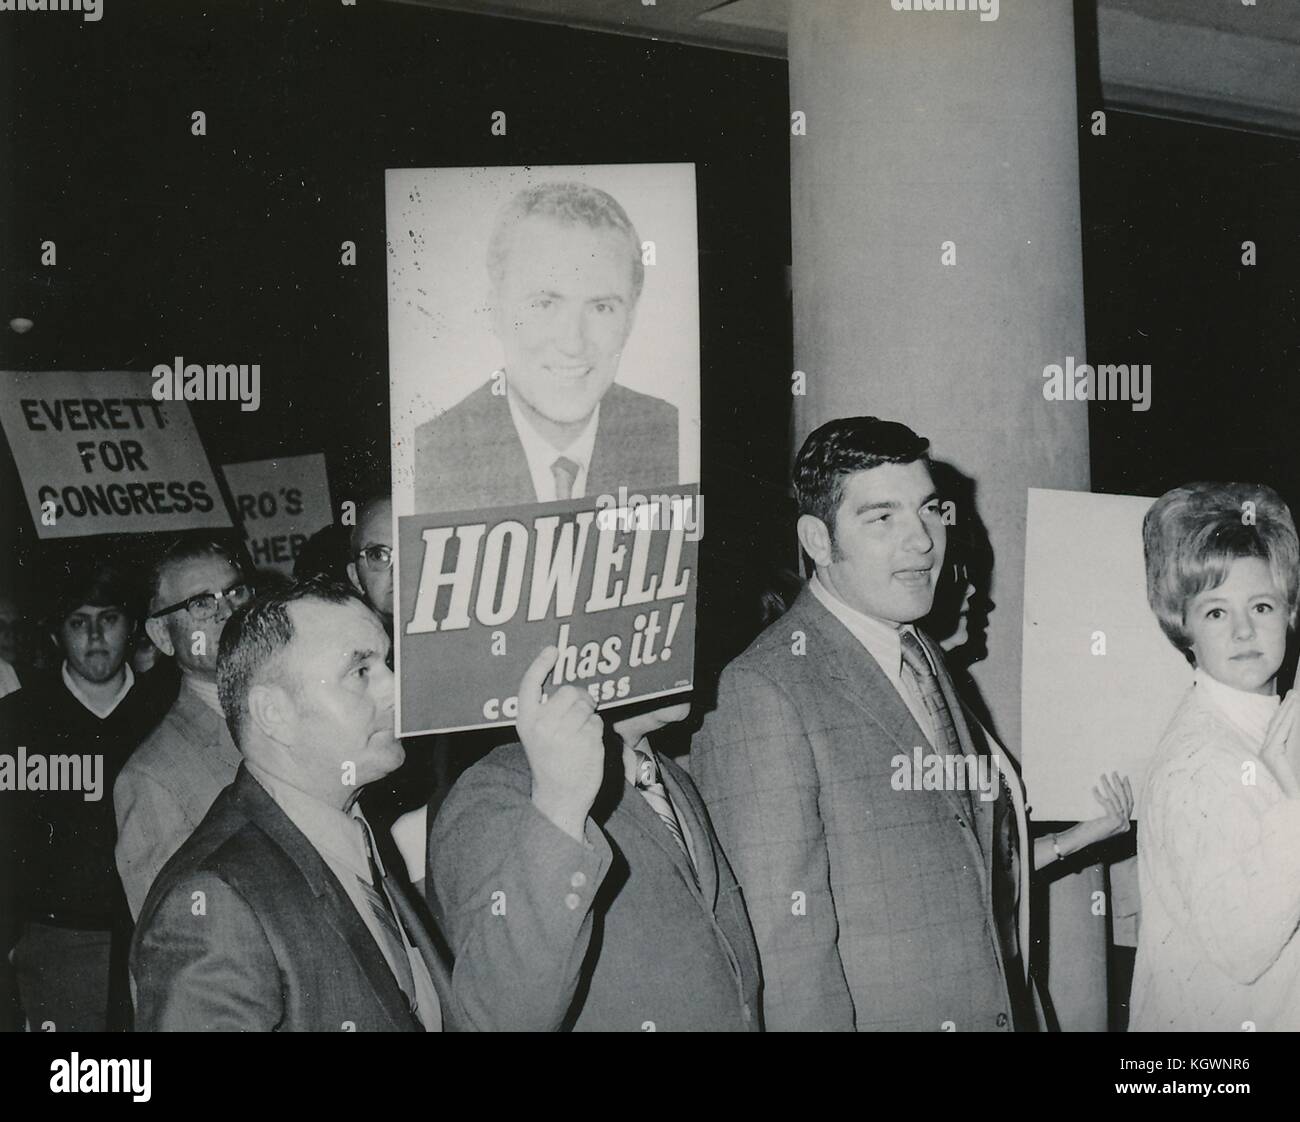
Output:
top-left (692, 417), bottom-right (1023, 1032)
top-left (412, 181), bottom-right (679, 514)
top-left (115, 539), bottom-right (250, 918)
top-left (431, 677), bottom-right (761, 1031)
top-left (132, 580), bottom-right (610, 1031)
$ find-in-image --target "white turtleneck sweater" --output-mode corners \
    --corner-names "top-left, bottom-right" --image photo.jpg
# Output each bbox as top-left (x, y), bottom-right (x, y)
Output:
top-left (1131, 669), bottom-right (1300, 1031)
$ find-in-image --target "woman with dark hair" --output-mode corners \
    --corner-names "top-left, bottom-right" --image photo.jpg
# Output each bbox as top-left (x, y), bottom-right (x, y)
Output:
top-left (1131, 481), bottom-right (1300, 1031)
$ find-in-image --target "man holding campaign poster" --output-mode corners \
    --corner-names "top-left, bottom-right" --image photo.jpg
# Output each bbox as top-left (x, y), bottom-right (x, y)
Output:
top-left (387, 165), bottom-right (701, 735)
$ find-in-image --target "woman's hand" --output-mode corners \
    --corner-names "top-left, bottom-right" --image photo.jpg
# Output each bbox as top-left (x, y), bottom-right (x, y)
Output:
top-left (1262, 691), bottom-right (1300, 796)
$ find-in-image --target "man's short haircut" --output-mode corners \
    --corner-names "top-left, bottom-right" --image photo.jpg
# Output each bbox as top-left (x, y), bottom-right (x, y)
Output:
top-left (1143, 481), bottom-right (1300, 665)
top-left (487, 182), bottom-right (644, 303)
top-left (793, 417), bottom-right (931, 534)
top-left (217, 577), bottom-right (364, 746)
top-left (149, 537), bottom-right (245, 610)
top-left (46, 559), bottom-right (142, 630)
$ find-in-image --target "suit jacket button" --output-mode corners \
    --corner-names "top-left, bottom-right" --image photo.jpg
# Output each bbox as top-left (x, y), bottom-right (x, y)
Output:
top-left (564, 893), bottom-right (581, 910)
top-left (570, 871), bottom-right (587, 889)
top-left (995, 1013), bottom-right (1008, 1028)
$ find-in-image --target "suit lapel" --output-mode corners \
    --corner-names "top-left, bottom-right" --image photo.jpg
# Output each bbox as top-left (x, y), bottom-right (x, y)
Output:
top-left (386, 875), bottom-right (455, 1030)
top-left (368, 820), bottom-right (455, 1028)
top-left (612, 771), bottom-right (704, 897)
top-left (587, 402), bottom-right (616, 497)
top-left (658, 759), bottom-right (719, 906)
top-left (657, 758), bottom-right (752, 982)
top-left (793, 589), bottom-right (989, 873)
top-left (794, 590), bottom-right (927, 755)
top-left (231, 769), bottom-right (417, 1030)
top-left (925, 634), bottom-right (995, 866)
top-left (487, 386), bottom-right (542, 504)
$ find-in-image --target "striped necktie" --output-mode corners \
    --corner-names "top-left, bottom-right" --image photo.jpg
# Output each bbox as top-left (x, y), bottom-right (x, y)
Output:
top-left (899, 630), bottom-right (964, 759)
top-left (551, 455), bottom-right (580, 500)
top-left (899, 629), bottom-right (975, 820)
top-left (631, 749), bottom-right (697, 877)
top-left (355, 819), bottom-right (418, 1008)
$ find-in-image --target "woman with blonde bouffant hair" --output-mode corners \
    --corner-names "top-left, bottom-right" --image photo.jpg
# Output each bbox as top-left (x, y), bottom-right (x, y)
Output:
top-left (1131, 481), bottom-right (1300, 1031)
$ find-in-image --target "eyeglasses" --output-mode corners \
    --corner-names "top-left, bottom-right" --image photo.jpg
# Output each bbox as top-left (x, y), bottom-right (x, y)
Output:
top-left (356, 545), bottom-right (393, 572)
top-left (150, 581), bottom-right (254, 622)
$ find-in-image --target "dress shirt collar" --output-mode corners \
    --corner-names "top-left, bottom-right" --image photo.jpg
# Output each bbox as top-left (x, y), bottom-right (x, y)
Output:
top-left (1193, 668), bottom-right (1278, 747)
top-left (621, 740), bottom-right (659, 788)
top-left (62, 660), bottom-right (134, 719)
top-left (183, 673), bottom-right (224, 716)
top-left (506, 381), bottom-right (601, 502)
top-left (246, 763), bottom-right (374, 885)
top-left (808, 572), bottom-right (932, 677)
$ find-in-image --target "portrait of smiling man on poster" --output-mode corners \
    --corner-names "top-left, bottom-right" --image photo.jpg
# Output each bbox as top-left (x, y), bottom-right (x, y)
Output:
top-left (387, 164), bottom-right (699, 517)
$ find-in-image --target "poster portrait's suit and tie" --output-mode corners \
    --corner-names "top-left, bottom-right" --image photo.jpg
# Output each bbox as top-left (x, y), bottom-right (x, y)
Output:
top-left (431, 706), bottom-right (761, 1031)
top-left (413, 379), bottom-right (678, 512)
top-left (691, 416), bottom-right (1027, 1032)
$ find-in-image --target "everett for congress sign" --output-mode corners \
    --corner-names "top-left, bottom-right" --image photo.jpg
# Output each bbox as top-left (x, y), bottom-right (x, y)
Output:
top-left (0, 371), bottom-right (231, 539)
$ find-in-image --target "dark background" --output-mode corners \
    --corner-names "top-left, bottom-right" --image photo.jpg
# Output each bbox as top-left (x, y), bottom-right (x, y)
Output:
top-left (1, 0), bottom-right (1297, 687)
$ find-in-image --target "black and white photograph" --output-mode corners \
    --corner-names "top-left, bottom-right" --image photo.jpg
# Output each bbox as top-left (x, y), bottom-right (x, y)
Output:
top-left (1, 0), bottom-right (1298, 1100)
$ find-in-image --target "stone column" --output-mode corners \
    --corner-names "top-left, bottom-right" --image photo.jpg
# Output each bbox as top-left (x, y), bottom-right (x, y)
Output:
top-left (788, 0), bottom-right (1103, 1030)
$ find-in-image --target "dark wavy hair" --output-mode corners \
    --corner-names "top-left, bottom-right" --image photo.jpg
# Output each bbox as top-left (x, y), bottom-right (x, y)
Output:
top-left (793, 416), bottom-right (931, 538)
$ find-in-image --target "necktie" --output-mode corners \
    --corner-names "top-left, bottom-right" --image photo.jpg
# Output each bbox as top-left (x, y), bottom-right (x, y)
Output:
top-left (631, 749), bottom-right (697, 878)
top-left (899, 629), bottom-right (963, 760)
top-left (355, 820), bottom-right (418, 1008)
top-left (551, 455), bottom-right (580, 500)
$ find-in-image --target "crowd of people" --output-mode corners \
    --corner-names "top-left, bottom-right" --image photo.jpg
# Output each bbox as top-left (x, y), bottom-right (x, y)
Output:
top-left (5, 185), bottom-right (1293, 1034)
top-left (0, 415), bottom-right (1171, 1032)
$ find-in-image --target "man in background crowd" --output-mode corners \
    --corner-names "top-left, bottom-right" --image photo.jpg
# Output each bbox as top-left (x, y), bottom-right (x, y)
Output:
top-left (114, 539), bottom-right (253, 919)
top-left (346, 495), bottom-right (393, 629)
top-left (0, 593), bottom-right (22, 699)
top-left (1, 559), bottom-right (171, 1030)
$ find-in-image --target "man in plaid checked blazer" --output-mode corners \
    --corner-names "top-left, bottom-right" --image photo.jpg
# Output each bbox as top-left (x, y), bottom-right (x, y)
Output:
top-left (691, 416), bottom-right (1024, 1032)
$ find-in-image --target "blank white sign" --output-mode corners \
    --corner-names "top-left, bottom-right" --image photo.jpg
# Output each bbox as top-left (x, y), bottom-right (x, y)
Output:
top-left (1020, 487), bottom-right (1192, 821)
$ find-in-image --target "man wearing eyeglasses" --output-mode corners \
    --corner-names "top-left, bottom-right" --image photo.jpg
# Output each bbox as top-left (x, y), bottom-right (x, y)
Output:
top-left (113, 538), bottom-right (255, 919)
top-left (346, 496), bottom-right (393, 628)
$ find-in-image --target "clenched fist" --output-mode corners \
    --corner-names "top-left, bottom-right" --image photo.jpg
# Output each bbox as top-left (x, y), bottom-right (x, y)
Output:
top-left (517, 646), bottom-right (608, 841)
